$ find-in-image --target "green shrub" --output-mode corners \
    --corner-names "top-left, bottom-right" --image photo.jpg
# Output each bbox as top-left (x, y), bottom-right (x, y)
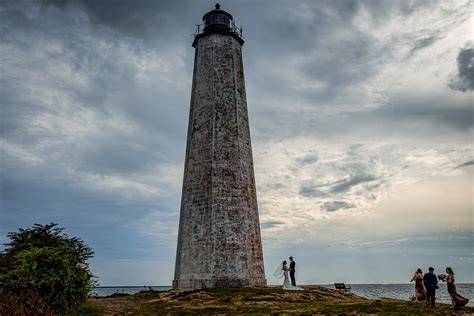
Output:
top-left (0, 223), bottom-right (95, 315)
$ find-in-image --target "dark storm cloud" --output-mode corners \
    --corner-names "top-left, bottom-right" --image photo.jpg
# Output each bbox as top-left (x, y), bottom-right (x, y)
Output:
top-left (241, 1), bottom-right (470, 142)
top-left (261, 220), bottom-right (285, 229)
top-left (2, 0), bottom-right (191, 177)
top-left (245, 0), bottom-right (435, 99)
top-left (242, 1), bottom-right (383, 103)
top-left (414, 37), bottom-right (436, 50)
top-left (0, 5), bottom-right (32, 36)
top-left (322, 201), bottom-right (355, 212)
top-left (0, 0), bottom-right (187, 270)
top-left (330, 174), bottom-right (378, 193)
top-left (455, 160), bottom-right (474, 169)
top-left (409, 36), bottom-right (436, 56)
top-left (369, 100), bottom-right (474, 130)
top-left (40, 0), bottom-right (198, 38)
top-left (297, 146), bottom-right (385, 200)
top-left (298, 186), bottom-right (326, 198)
top-left (450, 47), bottom-right (474, 92)
top-left (336, 92), bottom-right (474, 140)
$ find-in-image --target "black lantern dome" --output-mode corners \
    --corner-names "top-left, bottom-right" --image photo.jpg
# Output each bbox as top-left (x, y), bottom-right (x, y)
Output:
top-left (202, 3), bottom-right (234, 31)
top-left (192, 3), bottom-right (243, 47)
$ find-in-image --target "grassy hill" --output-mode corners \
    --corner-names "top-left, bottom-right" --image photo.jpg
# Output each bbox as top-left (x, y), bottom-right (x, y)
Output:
top-left (81, 285), bottom-right (474, 315)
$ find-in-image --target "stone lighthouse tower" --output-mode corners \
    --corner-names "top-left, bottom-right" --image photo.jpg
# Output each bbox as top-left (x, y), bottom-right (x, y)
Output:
top-left (173, 4), bottom-right (266, 289)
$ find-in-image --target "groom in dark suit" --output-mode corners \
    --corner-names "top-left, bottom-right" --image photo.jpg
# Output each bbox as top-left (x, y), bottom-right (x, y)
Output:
top-left (423, 266), bottom-right (438, 307)
top-left (289, 256), bottom-right (296, 286)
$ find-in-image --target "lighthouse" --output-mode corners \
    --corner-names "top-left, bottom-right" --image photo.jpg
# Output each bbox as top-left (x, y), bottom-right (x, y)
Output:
top-left (173, 4), bottom-right (266, 289)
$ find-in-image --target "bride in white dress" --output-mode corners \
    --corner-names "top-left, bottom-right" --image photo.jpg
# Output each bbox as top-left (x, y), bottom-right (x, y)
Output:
top-left (274, 260), bottom-right (304, 290)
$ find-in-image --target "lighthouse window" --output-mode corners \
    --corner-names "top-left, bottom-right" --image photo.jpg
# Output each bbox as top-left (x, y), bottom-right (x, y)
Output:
top-left (205, 14), bottom-right (230, 27)
top-left (216, 15), bottom-right (230, 26)
top-left (205, 15), bottom-right (214, 26)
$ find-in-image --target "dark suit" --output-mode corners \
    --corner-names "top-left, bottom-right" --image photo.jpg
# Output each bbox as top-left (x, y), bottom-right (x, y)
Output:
top-left (289, 260), bottom-right (296, 286)
top-left (423, 271), bottom-right (438, 307)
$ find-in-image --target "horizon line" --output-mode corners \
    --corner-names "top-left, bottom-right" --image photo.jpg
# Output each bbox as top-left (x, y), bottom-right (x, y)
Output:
top-left (94, 283), bottom-right (474, 288)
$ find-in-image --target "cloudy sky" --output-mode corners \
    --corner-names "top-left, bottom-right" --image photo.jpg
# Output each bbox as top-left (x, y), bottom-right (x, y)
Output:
top-left (1, 0), bottom-right (473, 285)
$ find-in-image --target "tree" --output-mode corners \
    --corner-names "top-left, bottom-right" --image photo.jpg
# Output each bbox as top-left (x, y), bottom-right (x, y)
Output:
top-left (0, 223), bottom-right (95, 315)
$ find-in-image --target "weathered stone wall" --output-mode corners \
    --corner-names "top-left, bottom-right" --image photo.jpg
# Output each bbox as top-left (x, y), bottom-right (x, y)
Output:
top-left (173, 33), bottom-right (266, 289)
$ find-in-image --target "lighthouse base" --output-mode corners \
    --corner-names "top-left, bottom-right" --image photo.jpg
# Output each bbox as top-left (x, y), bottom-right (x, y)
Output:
top-left (172, 278), bottom-right (267, 289)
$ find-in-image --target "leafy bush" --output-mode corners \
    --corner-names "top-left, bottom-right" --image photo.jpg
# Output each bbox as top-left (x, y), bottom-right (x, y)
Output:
top-left (0, 223), bottom-right (95, 315)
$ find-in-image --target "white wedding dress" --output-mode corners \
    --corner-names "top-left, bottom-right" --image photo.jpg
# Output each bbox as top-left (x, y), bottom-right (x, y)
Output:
top-left (282, 266), bottom-right (304, 291)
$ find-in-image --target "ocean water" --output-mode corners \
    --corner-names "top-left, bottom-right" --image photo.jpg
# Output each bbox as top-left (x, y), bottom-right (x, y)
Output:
top-left (321, 283), bottom-right (473, 307)
top-left (92, 284), bottom-right (473, 307)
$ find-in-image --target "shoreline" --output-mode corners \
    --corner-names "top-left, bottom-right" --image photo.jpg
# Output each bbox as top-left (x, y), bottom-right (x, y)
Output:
top-left (91, 283), bottom-right (474, 307)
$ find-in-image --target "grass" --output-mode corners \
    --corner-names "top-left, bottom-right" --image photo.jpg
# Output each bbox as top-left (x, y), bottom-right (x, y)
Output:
top-left (81, 285), bottom-right (474, 315)
top-left (77, 300), bottom-right (103, 315)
